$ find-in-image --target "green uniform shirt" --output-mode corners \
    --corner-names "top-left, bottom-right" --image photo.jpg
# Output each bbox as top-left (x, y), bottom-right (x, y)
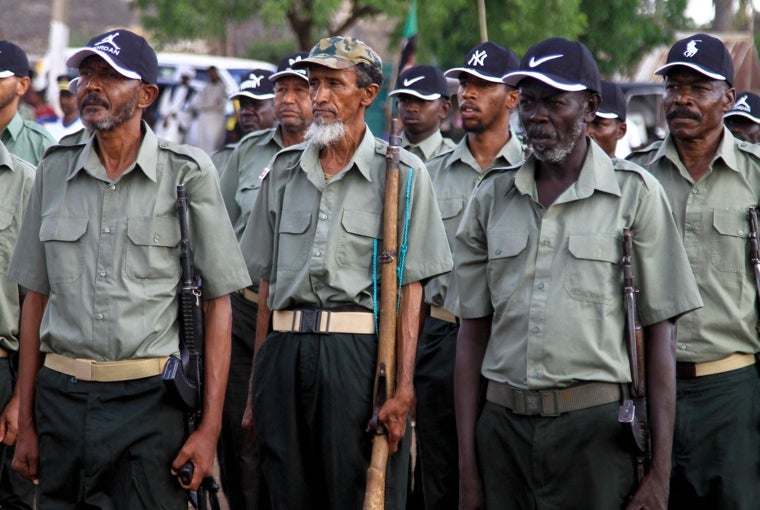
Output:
top-left (454, 141), bottom-right (702, 389)
top-left (628, 129), bottom-right (760, 362)
top-left (211, 143), bottom-right (236, 177)
top-left (401, 131), bottom-right (456, 162)
top-left (425, 133), bottom-right (524, 309)
top-left (219, 128), bottom-right (282, 239)
top-left (1, 112), bottom-right (56, 165)
top-left (7, 124), bottom-right (251, 361)
top-left (0, 143), bottom-right (35, 352)
top-left (241, 125), bottom-right (452, 311)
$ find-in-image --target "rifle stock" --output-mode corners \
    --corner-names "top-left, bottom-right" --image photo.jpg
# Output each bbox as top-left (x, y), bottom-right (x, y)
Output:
top-left (363, 119), bottom-right (402, 510)
top-left (747, 207), bottom-right (760, 333)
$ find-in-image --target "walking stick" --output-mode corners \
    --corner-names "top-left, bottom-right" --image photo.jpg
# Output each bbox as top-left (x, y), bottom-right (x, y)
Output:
top-left (363, 118), bottom-right (402, 510)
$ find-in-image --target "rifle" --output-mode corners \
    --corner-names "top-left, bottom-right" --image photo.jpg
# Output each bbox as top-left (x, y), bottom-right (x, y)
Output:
top-left (747, 207), bottom-right (760, 333)
top-left (617, 227), bottom-right (651, 483)
top-left (162, 184), bottom-right (220, 510)
top-left (363, 118), bottom-right (402, 510)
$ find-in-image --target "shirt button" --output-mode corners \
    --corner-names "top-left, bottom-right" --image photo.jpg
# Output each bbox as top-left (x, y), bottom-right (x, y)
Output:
top-left (108, 185), bottom-right (116, 191)
top-left (495, 249), bottom-right (502, 255)
top-left (691, 188), bottom-right (698, 194)
top-left (104, 227), bottom-right (111, 233)
top-left (679, 343), bottom-right (688, 350)
top-left (739, 229), bottom-right (745, 236)
top-left (530, 326), bottom-right (539, 333)
top-left (314, 250), bottom-right (322, 256)
top-left (96, 313), bottom-right (104, 320)
top-left (98, 270), bottom-right (106, 277)
top-left (320, 214), bottom-right (328, 220)
top-left (537, 282), bottom-right (544, 289)
top-left (533, 369), bottom-right (541, 378)
top-left (542, 238), bottom-right (551, 246)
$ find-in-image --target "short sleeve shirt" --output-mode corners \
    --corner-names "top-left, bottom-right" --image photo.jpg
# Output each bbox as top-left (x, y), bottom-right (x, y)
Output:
top-left (7, 124), bottom-right (251, 361)
top-left (454, 140), bottom-right (702, 389)
top-left (1, 112), bottom-right (57, 165)
top-left (0, 143), bottom-right (35, 352)
top-left (240, 125), bottom-right (453, 311)
top-left (219, 128), bottom-right (281, 239)
top-left (424, 133), bottom-right (524, 308)
top-left (628, 129), bottom-right (760, 362)
top-left (401, 131), bottom-right (456, 162)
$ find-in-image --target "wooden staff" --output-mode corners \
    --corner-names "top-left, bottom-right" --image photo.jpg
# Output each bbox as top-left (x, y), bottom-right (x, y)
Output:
top-left (363, 118), bottom-right (402, 510)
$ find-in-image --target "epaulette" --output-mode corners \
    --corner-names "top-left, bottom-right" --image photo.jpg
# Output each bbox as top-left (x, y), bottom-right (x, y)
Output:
top-left (626, 140), bottom-right (663, 163)
top-left (8, 153), bottom-right (36, 174)
top-left (736, 139), bottom-right (760, 160)
top-left (238, 127), bottom-right (277, 147)
top-left (43, 141), bottom-right (83, 158)
top-left (480, 162), bottom-right (521, 182)
top-left (157, 139), bottom-right (211, 165)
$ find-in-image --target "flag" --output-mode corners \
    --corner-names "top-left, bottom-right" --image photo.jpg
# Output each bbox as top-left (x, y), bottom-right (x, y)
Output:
top-left (398, 0), bottom-right (418, 73)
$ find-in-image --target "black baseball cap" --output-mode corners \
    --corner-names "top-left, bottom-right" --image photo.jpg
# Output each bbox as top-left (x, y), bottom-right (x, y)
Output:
top-left (0, 40), bottom-right (30, 78)
top-left (655, 33), bottom-right (734, 86)
top-left (724, 91), bottom-right (760, 124)
top-left (66, 29), bottom-right (158, 84)
top-left (233, 69), bottom-right (275, 100)
top-left (597, 80), bottom-right (627, 121)
top-left (503, 38), bottom-right (601, 93)
top-left (270, 51), bottom-right (309, 82)
top-left (445, 42), bottom-right (520, 83)
top-left (389, 65), bottom-right (449, 100)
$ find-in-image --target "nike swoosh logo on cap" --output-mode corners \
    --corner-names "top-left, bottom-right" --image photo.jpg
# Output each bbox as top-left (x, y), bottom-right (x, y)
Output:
top-left (403, 76), bottom-right (425, 87)
top-left (528, 54), bottom-right (563, 68)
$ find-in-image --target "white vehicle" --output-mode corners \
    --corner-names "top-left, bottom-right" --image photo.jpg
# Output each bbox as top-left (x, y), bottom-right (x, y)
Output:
top-left (155, 52), bottom-right (276, 93)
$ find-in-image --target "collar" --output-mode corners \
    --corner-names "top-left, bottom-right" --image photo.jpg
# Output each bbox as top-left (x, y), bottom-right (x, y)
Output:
top-left (650, 127), bottom-right (740, 175)
top-left (402, 131), bottom-right (444, 161)
top-left (450, 132), bottom-right (524, 172)
top-left (1, 112), bottom-right (24, 142)
top-left (300, 124), bottom-right (376, 183)
top-left (0, 140), bottom-right (15, 172)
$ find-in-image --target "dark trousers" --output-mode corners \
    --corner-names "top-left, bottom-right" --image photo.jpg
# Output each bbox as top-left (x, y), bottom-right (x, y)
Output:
top-left (413, 317), bottom-right (458, 510)
top-left (477, 400), bottom-right (635, 509)
top-left (669, 364), bottom-right (760, 510)
top-left (35, 367), bottom-right (186, 510)
top-left (253, 331), bottom-right (410, 510)
top-left (217, 293), bottom-right (265, 509)
top-left (0, 360), bottom-right (35, 510)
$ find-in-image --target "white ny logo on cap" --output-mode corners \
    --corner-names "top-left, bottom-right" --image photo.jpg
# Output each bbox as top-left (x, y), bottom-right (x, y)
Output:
top-left (684, 39), bottom-right (701, 58)
top-left (95, 32), bottom-right (121, 53)
top-left (468, 50), bottom-right (488, 67)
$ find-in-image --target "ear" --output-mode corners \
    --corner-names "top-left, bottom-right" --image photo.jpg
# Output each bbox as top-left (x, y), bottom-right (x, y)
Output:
top-left (360, 83), bottom-right (380, 107)
top-left (438, 98), bottom-right (451, 120)
top-left (505, 87), bottom-right (520, 110)
top-left (584, 92), bottom-right (601, 123)
top-left (15, 76), bottom-right (30, 96)
top-left (616, 121), bottom-right (627, 142)
top-left (138, 83), bottom-right (160, 109)
top-left (721, 86), bottom-right (736, 114)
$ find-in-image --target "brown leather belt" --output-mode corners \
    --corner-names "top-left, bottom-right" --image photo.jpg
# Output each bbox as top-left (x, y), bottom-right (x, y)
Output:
top-left (486, 380), bottom-right (621, 417)
top-left (44, 352), bottom-right (170, 382)
top-left (237, 287), bottom-right (259, 304)
top-left (676, 353), bottom-right (756, 379)
top-left (430, 306), bottom-right (458, 324)
top-left (272, 310), bottom-right (375, 334)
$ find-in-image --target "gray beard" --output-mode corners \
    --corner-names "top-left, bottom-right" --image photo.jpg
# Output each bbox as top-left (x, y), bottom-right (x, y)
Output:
top-left (305, 121), bottom-right (346, 148)
top-left (532, 117), bottom-right (585, 165)
top-left (83, 94), bottom-right (138, 132)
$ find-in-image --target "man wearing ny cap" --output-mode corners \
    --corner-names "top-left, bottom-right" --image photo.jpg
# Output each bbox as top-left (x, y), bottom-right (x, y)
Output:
top-left (215, 52), bottom-right (311, 510)
top-left (0, 40), bottom-right (56, 166)
top-left (188, 65), bottom-right (227, 154)
top-left (724, 90), bottom-right (760, 144)
top-left (587, 79), bottom-right (628, 158)
top-left (6, 28), bottom-right (250, 509)
top-left (455, 37), bottom-right (701, 509)
top-left (389, 64), bottom-right (455, 161)
top-left (628, 33), bottom-right (760, 509)
top-left (238, 35), bottom-right (451, 509)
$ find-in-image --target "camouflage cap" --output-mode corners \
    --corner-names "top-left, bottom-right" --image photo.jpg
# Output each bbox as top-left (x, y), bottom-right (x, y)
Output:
top-left (293, 36), bottom-right (382, 73)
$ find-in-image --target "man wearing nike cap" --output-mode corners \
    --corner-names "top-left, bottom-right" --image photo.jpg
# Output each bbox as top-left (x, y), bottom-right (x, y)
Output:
top-left (587, 79), bottom-right (628, 158)
top-left (723, 90), bottom-right (760, 143)
top-left (628, 33), bottom-right (760, 509)
top-left (389, 65), bottom-right (455, 161)
top-left (454, 37), bottom-right (701, 510)
top-left (7, 28), bottom-right (250, 509)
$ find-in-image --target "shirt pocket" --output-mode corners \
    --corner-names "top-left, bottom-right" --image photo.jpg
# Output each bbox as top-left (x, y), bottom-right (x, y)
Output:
top-left (277, 211), bottom-right (312, 270)
top-left (438, 198), bottom-right (465, 245)
top-left (486, 230), bottom-right (528, 303)
top-left (126, 217), bottom-right (181, 283)
top-left (564, 234), bottom-right (620, 305)
top-left (336, 209), bottom-right (382, 271)
top-left (0, 209), bottom-right (14, 269)
top-left (712, 209), bottom-right (748, 273)
top-left (39, 216), bottom-right (88, 284)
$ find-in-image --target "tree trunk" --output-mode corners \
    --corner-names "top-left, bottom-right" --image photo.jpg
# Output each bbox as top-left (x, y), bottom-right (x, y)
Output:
top-left (712, 0), bottom-right (733, 31)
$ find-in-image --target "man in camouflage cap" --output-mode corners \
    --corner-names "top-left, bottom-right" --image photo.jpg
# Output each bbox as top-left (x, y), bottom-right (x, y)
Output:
top-left (239, 35), bottom-right (451, 509)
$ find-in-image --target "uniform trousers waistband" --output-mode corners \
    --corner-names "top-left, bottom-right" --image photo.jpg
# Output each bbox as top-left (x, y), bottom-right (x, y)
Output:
top-left (486, 380), bottom-right (622, 417)
top-left (676, 352), bottom-right (756, 379)
top-left (44, 352), bottom-right (170, 382)
top-left (272, 309), bottom-right (375, 334)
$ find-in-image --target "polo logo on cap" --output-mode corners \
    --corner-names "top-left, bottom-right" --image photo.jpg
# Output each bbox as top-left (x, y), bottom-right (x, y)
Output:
top-left (528, 54), bottom-right (563, 68)
top-left (684, 40), bottom-right (701, 58)
top-left (734, 95), bottom-right (752, 112)
top-left (403, 76), bottom-right (425, 87)
top-left (94, 32), bottom-right (121, 56)
top-left (468, 50), bottom-right (488, 67)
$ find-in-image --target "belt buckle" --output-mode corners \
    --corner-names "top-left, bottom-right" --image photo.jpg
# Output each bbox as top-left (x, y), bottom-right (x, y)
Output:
top-left (74, 358), bottom-right (94, 381)
top-left (298, 310), bottom-right (321, 333)
top-left (539, 390), bottom-right (560, 417)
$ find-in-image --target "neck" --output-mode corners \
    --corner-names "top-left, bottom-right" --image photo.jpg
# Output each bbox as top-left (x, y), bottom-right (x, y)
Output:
top-left (93, 116), bottom-right (144, 180)
top-left (319, 122), bottom-right (365, 175)
top-left (0, 104), bottom-right (18, 132)
top-left (466, 124), bottom-right (511, 171)
top-left (280, 125), bottom-right (308, 148)
top-left (673, 128), bottom-right (723, 182)
top-left (405, 127), bottom-right (437, 145)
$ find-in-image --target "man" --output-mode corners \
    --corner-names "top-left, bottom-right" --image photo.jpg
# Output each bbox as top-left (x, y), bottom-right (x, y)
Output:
top-left (238, 36), bottom-right (451, 509)
top-left (0, 144), bottom-right (35, 510)
top-left (154, 68), bottom-right (194, 144)
top-left (41, 76), bottom-right (84, 142)
top-left (0, 40), bottom-right (56, 165)
top-left (587, 79), bottom-right (628, 158)
top-left (723, 90), bottom-right (760, 144)
top-left (454, 37), bottom-right (702, 510)
top-left (211, 67), bottom-right (278, 173)
top-left (6, 29), bottom-right (250, 509)
top-left (388, 64), bottom-right (455, 161)
top-left (188, 65), bottom-right (227, 153)
top-left (216, 51), bottom-right (310, 510)
top-left (628, 33), bottom-right (760, 509)
top-left (409, 41), bottom-right (521, 510)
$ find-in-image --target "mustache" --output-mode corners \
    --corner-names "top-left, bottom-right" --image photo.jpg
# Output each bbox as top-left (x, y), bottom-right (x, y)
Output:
top-left (666, 107), bottom-right (701, 121)
top-left (79, 93), bottom-right (109, 109)
top-left (526, 127), bottom-right (555, 140)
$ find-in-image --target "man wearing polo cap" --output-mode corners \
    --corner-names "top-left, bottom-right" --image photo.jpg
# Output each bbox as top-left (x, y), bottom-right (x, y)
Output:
top-left (215, 52), bottom-right (311, 510)
top-left (628, 33), bottom-right (760, 509)
top-left (455, 37), bottom-right (701, 509)
top-left (724, 90), bottom-right (760, 144)
top-left (7, 28), bottom-right (250, 509)
top-left (587, 79), bottom-right (628, 158)
top-left (0, 40), bottom-right (55, 165)
top-left (239, 35), bottom-right (451, 509)
top-left (389, 64), bottom-right (455, 161)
